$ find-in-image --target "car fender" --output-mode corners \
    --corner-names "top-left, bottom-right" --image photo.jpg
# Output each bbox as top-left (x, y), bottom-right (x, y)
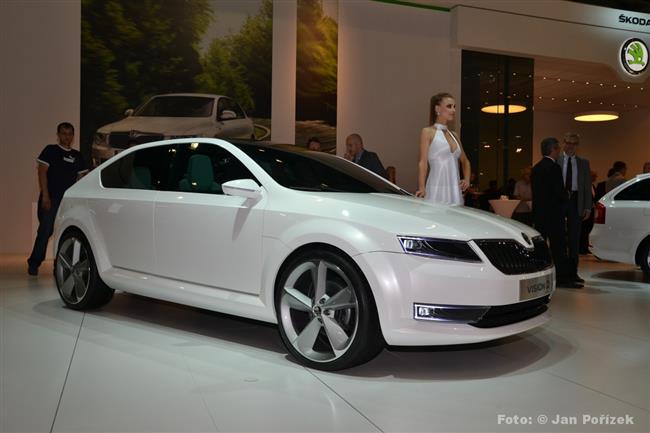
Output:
top-left (54, 198), bottom-right (112, 274)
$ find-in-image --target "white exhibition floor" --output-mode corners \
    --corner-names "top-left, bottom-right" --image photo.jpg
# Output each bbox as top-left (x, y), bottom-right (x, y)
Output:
top-left (1, 254), bottom-right (648, 433)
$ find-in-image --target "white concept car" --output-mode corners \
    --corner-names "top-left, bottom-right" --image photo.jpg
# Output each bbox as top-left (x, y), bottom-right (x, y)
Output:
top-left (54, 139), bottom-right (555, 370)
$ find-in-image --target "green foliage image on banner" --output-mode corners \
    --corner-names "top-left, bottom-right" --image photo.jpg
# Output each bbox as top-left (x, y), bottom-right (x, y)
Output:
top-left (81, 0), bottom-right (272, 162)
top-left (296, 0), bottom-right (338, 152)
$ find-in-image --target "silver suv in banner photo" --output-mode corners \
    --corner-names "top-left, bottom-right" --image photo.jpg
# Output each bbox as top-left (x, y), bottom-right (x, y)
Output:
top-left (91, 93), bottom-right (255, 165)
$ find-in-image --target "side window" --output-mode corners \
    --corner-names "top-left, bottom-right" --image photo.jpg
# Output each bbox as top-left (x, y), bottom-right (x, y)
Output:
top-left (101, 145), bottom-right (173, 190)
top-left (614, 178), bottom-right (650, 201)
top-left (229, 99), bottom-right (246, 119)
top-left (169, 142), bottom-right (258, 194)
top-left (219, 98), bottom-right (245, 120)
top-left (216, 98), bottom-right (226, 120)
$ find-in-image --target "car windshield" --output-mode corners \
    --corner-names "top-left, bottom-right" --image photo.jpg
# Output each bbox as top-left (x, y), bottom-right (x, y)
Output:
top-left (235, 144), bottom-right (408, 195)
top-left (135, 96), bottom-right (214, 117)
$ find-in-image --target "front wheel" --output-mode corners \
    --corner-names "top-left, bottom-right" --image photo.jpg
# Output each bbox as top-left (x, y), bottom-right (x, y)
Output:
top-left (275, 249), bottom-right (383, 370)
top-left (640, 242), bottom-right (650, 278)
top-left (55, 230), bottom-right (114, 310)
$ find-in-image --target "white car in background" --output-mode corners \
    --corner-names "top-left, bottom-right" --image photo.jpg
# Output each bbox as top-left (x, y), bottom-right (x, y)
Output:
top-left (91, 93), bottom-right (255, 165)
top-left (591, 173), bottom-right (650, 277)
top-left (54, 139), bottom-right (555, 370)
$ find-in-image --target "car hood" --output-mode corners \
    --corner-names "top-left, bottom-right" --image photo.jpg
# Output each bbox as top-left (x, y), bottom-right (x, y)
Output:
top-left (97, 116), bottom-right (214, 135)
top-left (306, 192), bottom-right (539, 242)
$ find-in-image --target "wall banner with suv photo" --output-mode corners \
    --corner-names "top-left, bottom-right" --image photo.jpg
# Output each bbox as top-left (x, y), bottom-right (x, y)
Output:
top-left (82, 0), bottom-right (273, 166)
top-left (296, 0), bottom-right (338, 153)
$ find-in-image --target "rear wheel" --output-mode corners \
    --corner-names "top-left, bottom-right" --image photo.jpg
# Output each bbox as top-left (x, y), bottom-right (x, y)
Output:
top-left (55, 230), bottom-right (114, 310)
top-left (275, 249), bottom-right (383, 370)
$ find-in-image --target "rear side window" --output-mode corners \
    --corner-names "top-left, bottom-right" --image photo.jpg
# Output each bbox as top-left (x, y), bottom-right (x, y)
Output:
top-left (168, 142), bottom-right (258, 194)
top-left (614, 178), bottom-right (650, 201)
top-left (101, 145), bottom-right (173, 190)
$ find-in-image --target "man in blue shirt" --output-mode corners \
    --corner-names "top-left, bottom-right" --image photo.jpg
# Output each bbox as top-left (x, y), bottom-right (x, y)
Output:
top-left (27, 123), bottom-right (89, 275)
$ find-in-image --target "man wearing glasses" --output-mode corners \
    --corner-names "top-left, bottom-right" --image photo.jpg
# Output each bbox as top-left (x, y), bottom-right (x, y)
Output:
top-left (557, 133), bottom-right (592, 287)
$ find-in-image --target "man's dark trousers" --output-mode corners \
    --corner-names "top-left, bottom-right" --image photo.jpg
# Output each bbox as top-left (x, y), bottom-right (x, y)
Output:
top-left (564, 193), bottom-right (581, 277)
top-left (27, 197), bottom-right (61, 270)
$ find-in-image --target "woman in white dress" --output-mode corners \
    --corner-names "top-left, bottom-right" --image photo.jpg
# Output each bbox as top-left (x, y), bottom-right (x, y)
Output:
top-left (415, 93), bottom-right (471, 205)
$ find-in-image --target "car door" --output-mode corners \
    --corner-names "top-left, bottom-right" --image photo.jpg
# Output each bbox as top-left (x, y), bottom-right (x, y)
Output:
top-left (216, 97), bottom-right (253, 139)
top-left (153, 141), bottom-right (265, 294)
top-left (89, 144), bottom-right (174, 274)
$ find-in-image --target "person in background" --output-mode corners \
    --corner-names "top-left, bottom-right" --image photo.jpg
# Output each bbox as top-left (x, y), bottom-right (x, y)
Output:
top-left (643, 161), bottom-right (650, 174)
top-left (531, 137), bottom-right (578, 288)
top-left (479, 180), bottom-right (500, 211)
top-left (605, 161), bottom-right (627, 192)
top-left (557, 132), bottom-right (592, 284)
top-left (386, 166), bottom-right (397, 184)
top-left (307, 136), bottom-right (321, 151)
top-left (500, 177), bottom-right (516, 198)
top-left (579, 170), bottom-right (598, 254)
top-left (344, 133), bottom-right (387, 178)
top-left (595, 167), bottom-right (613, 202)
top-left (512, 166), bottom-right (533, 226)
top-left (27, 122), bottom-right (89, 276)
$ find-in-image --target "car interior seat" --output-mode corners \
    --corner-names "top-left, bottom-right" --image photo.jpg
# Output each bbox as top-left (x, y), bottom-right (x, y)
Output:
top-left (129, 166), bottom-right (152, 189)
top-left (178, 154), bottom-right (222, 193)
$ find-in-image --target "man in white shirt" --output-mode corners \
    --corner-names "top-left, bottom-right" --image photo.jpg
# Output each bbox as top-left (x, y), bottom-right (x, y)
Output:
top-left (556, 133), bottom-right (592, 284)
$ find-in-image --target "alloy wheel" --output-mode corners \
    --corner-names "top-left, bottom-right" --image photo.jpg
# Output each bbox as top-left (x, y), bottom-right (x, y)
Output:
top-left (279, 259), bottom-right (359, 363)
top-left (55, 236), bottom-right (91, 305)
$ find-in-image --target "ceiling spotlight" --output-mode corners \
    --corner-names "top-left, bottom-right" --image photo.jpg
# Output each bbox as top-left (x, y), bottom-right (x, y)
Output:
top-left (574, 111), bottom-right (619, 122)
top-left (515, 148), bottom-right (523, 153)
top-left (586, 81), bottom-right (590, 85)
top-left (480, 105), bottom-right (527, 114)
top-left (483, 144), bottom-right (491, 149)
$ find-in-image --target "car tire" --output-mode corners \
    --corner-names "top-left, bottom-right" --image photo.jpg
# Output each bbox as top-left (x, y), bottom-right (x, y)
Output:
top-left (639, 241), bottom-right (650, 277)
top-left (275, 248), bottom-right (384, 370)
top-left (55, 229), bottom-right (114, 310)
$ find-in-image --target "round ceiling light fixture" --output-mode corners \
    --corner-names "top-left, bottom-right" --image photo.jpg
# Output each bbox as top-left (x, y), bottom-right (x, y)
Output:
top-left (574, 111), bottom-right (619, 122)
top-left (481, 104), bottom-right (527, 114)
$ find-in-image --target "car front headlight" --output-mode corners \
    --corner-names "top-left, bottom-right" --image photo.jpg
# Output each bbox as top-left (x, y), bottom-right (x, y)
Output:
top-left (397, 236), bottom-right (482, 263)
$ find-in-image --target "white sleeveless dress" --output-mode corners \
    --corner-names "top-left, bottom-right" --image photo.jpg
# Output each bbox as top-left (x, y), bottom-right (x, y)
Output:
top-left (424, 124), bottom-right (463, 205)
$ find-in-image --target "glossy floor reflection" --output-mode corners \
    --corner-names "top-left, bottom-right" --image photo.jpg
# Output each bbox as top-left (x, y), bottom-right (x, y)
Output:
top-left (1, 255), bottom-right (648, 432)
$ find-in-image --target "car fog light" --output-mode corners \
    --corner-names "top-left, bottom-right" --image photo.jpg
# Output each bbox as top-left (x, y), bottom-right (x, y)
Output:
top-left (414, 303), bottom-right (490, 323)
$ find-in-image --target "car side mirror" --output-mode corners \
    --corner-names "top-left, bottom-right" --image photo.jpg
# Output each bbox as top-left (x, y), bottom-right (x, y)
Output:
top-left (124, 108), bottom-right (134, 117)
top-left (219, 110), bottom-right (237, 121)
top-left (222, 179), bottom-right (262, 199)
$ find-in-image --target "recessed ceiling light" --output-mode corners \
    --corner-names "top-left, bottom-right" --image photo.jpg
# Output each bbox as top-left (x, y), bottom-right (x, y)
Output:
top-left (480, 105), bottom-right (527, 114)
top-left (574, 111), bottom-right (619, 122)
top-left (515, 148), bottom-right (523, 153)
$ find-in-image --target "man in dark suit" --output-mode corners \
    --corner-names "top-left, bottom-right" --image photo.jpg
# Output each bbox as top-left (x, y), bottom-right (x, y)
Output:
top-left (532, 137), bottom-right (580, 288)
top-left (557, 133), bottom-right (592, 283)
top-left (344, 133), bottom-right (387, 178)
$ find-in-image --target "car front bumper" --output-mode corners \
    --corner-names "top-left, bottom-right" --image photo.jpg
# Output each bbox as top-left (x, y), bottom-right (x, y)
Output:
top-left (354, 251), bottom-right (555, 346)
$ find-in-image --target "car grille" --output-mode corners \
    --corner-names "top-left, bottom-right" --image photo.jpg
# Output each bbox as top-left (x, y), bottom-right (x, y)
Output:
top-left (470, 295), bottom-right (550, 328)
top-left (474, 238), bottom-right (552, 275)
top-left (108, 132), bottom-right (164, 149)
